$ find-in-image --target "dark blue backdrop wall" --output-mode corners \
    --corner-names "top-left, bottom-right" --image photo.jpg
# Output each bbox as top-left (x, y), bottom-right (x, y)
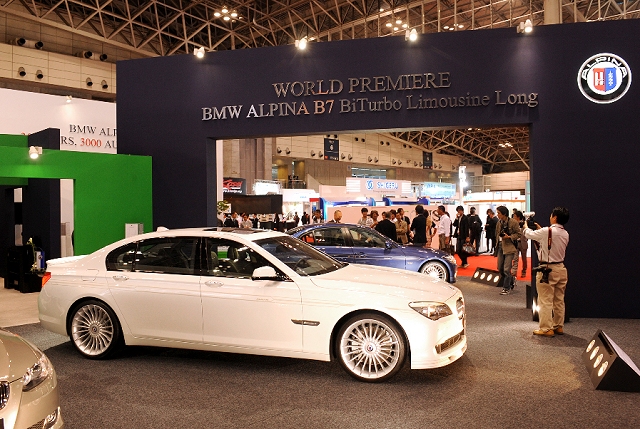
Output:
top-left (117, 19), bottom-right (640, 318)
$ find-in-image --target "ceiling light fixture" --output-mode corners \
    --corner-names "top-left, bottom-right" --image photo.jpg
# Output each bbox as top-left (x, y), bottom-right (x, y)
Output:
top-left (295, 36), bottom-right (308, 50)
top-left (194, 46), bottom-right (205, 58)
top-left (517, 19), bottom-right (533, 34)
top-left (405, 28), bottom-right (418, 42)
top-left (29, 146), bottom-right (42, 159)
top-left (66, 95), bottom-right (72, 103)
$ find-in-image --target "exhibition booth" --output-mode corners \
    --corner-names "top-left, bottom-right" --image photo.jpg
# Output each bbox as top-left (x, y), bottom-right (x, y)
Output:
top-left (117, 19), bottom-right (640, 318)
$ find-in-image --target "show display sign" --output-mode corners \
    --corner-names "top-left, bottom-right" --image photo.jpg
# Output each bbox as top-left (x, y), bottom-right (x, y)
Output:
top-left (0, 88), bottom-right (117, 154)
top-left (222, 177), bottom-right (246, 194)
top-left (118, 20), bottom-right (640, 319)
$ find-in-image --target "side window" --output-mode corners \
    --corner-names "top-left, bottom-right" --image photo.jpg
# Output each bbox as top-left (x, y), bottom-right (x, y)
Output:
top-left (299, 232), bottom-right (316, 244)
top-left (106, 242), bottom-right (137, 271)
top-left (133, 237), bottom-right (198, 275)
top-left (311, 228), bottom-right (346, 246)
top-left (349, 228), bottom-right (387, 248)
top-left (206, 238), bottom-right (274, 279)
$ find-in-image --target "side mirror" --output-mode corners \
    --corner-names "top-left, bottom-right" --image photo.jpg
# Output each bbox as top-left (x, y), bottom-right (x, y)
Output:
top-left (251, 266), bottom-right (279, 281)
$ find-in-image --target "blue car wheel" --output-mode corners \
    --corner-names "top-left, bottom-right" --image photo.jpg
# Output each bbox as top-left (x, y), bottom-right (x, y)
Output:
top-left (419, 261), bottom-right (449, 282)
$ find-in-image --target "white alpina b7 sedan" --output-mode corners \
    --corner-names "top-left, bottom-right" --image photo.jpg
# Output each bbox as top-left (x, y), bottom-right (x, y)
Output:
top-left (38, 228), bottom-right (466, 382)
top-left (0, 329), bottom-right (63, 429)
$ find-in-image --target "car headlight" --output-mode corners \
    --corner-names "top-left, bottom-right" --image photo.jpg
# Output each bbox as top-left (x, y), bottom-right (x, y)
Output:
top-left (409, 302), bottom-right (453, 321)
top-left (22, 352), bottom-right (54, 392)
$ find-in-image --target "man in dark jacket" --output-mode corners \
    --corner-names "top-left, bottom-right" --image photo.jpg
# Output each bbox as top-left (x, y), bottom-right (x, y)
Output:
top-left (410, 204), bottom-right (427, 246)
top-left (485, 208), bottom-right (498, 254)
top-left (375, 211), bottom-right (397, 242)
top-left (468, 207), bottom-right (483, 253)
top-left (453, 206), bottom-right (471, 268)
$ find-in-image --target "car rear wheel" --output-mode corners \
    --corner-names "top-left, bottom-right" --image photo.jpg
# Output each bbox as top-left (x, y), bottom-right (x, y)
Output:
top-left (69, 300), bottom-right (123, 359)
top-left (337, 313), bottom-right (406, 382)
top-left (420, 261), bottom-right (449, 281)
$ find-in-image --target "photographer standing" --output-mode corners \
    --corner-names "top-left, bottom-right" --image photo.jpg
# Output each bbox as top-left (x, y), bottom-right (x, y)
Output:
top-left (495, 206), bottom-right (521, 295)
top-left (523, 207), bottom-right (570, 337)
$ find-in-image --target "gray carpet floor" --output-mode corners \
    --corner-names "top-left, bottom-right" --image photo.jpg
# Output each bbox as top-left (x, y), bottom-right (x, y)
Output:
top-left (6, 278), bottom-right (640, 429)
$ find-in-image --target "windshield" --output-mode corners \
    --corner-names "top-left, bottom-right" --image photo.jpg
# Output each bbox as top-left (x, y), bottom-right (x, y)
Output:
top-left (254, 236), bottom-right (345, 276)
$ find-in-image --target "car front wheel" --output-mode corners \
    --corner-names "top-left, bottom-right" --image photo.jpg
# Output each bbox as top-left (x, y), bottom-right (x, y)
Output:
top-left (69, 300), bottom-right (123, 359)
top-left (337, 313), bottom-right (406, 382)
top-left (420, 261), bottom-right (449, 281)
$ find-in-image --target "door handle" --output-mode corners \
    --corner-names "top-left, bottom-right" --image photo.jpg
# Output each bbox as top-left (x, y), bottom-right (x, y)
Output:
top-left (205, 280), bottom-right (224, 287)
top-left (112, 275), bottom-right (129, 281)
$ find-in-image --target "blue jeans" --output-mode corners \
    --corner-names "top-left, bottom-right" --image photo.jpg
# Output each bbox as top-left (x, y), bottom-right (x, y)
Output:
top-left (497, 246), bottom-right (516, 289)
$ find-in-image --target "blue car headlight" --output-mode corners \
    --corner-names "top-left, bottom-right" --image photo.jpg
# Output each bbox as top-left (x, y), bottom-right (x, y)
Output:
top-left (409, 302), bottom-right (453, 321)
top-left (22, 352), bottom-right (54, 392)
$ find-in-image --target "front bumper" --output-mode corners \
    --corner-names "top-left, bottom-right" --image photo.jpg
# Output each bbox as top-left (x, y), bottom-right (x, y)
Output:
top-left (404, 293), bottom-right (467, 369)
top-left (0, 373), bottom-right (63, 429)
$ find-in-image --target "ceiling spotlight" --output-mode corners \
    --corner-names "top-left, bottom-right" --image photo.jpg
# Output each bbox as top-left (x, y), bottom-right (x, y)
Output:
top-left (518, 18), bottom-right (533, 34)
top-left (392, 159), bottom-right (397, 165)
top-left (214, 12), bottom-right (221, 17)
top-left (99, 53), bottom-right (108, 61)
top-left (398, 160), bottom-right (402, 165)
top-left (386, 23), bottom-right (392, 28)
top-left (458, 24), bottom-right (464, 28)
top-left (310, 150), bottom-right (316, 157)
top-left (29, 146), bottom-right (42, 160)
top-left (318, 151), bottom-right (323, 157)
top-left (66, 95), bottom-right (72, 103)
top-left (221, 7), bottom-right (228, 13)
top-left (393, 27), bottom-right (399, 31)
top-left (443, 25), bottom-right (449, 30)
top-left (295, 37), bottom-right (308, 50)
top-left (230, 11), bottom-right (237, 17)
top-left (379, 8), bottom-right (384, 12)
top-left (223, 16), bottom-right (230, 21)
top-left (18, 67), bottom-right (26, 77)
top-left (36, 69), bottom-right (43, 79)
top-left (101, 80), bottom-right (108, 89)
top-left (285, 147), bottom-right (291, 154)
top-left (368, 156), bottom-right (373, 162)
top-left (348, 154), bottom-right (353, 160)
top-left (405, 28), bottom-right (418, 42)
top-left (86, 77), bottom-right (93, 87)
top-left (396, 19), bottom-right (402, 24)
top-left (341, 153), bottom-right (345, 159)
top-left (277, 147), bottom-right (282, 153)
top-left (194, 46), bottom-right (205, 58)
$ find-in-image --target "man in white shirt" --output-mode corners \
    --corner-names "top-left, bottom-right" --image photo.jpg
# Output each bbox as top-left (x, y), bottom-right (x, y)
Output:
top-left (357, 207), bottom-right (374, 227)
top-left (523, 207), bottom-right (570, 337)
top-left (436, 205), bottom-right (451, 253)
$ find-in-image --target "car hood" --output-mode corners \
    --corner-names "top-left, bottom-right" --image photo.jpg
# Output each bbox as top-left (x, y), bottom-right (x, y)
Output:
top-left (0, 329), bottom-right (38, 383)
top-left (310, 263), bottom-right (459, 301)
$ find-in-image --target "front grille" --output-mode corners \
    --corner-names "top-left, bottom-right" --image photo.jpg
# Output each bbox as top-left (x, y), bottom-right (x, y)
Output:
top-left (436, 329), bottom-right (465, 354)
top-left (28, 419), bottom-right (45, 429)
top-left (0, 381), bottom-right (8, 410)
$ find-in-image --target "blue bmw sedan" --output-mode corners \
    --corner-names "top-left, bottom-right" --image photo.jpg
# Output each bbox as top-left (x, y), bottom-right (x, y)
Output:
top-left (288, 223), bottom-right (457, 283)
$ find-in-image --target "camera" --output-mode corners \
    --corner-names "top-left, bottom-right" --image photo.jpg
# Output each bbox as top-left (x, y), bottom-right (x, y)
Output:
top-left (523, 211), bottom-right (536, 229)
top-left (532, 265), bottom-right (552, 283)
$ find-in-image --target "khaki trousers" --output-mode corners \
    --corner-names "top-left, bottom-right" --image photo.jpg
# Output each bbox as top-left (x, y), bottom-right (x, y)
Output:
top-left (536, 264), bottom-right (568, 331)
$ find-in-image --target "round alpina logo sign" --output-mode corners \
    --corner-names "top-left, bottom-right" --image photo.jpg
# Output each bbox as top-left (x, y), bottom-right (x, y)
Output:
top-left (578, 53), bottom-right (632, 104)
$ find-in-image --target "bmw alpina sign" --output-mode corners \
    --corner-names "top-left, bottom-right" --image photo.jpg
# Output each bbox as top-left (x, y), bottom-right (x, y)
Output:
top-left (578, 53), bottom-right (632, 104)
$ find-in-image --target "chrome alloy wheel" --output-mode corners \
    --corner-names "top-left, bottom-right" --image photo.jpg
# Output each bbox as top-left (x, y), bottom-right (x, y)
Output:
top-left (339, 318), bottom-right (403, 381)
top-left (420, 261), bottom-right (448, 281)
top-left (71, 304), bottom-right (115, 356)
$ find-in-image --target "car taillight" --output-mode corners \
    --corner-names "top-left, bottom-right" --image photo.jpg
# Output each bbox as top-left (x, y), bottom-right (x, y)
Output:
top-left (42, 272), bottom-right (51, 286)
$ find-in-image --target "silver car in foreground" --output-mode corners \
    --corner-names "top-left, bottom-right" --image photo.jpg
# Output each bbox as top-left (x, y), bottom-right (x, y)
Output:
top-left (0, 328), bottom-right (63, 429)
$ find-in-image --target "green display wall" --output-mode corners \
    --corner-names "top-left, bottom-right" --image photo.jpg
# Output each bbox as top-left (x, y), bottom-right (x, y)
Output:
top-left (0, 134), bottom-right (152, 255)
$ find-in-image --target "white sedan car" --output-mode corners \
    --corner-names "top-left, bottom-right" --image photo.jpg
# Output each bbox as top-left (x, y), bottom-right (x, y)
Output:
top-left (38, 228), bottom-right (466, 382)
top-left (0, 329), bottom-right (63, 429)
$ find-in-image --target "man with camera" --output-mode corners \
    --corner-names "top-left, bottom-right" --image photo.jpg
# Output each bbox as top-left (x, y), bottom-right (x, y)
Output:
top-left (523, 207), bottom-right (570, 337)
top-left (495, 206), bottom-right (521, 295)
